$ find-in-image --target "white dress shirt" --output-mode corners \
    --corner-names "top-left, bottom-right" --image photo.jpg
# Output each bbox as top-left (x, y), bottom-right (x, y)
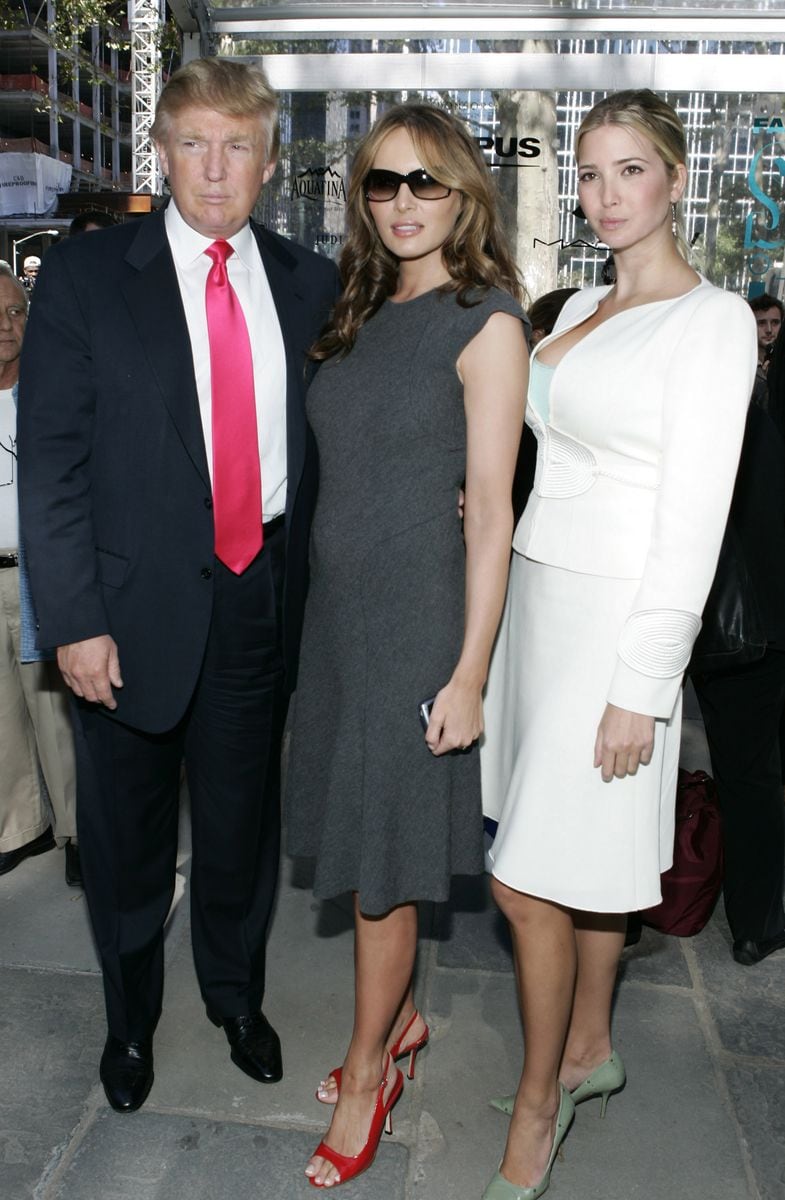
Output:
top-left (165, 201), bottom-right (287, 521)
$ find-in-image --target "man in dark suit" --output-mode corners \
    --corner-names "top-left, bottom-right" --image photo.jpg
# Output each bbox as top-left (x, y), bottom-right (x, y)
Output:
top-left (18, 58), bottom-right (338, 1113)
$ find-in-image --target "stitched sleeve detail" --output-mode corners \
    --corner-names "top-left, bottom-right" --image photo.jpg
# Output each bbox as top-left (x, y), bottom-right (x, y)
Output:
top-left (617, 609), bottom-right (701, 678)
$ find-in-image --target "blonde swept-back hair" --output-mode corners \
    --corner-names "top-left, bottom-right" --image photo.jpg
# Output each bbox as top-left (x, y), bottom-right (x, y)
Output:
top-left (311, 103), bottom-right (525, 361)
top-left (577, 89), bottom-right (691, 260)
top-left (150, 58), bottom-right (280, 161)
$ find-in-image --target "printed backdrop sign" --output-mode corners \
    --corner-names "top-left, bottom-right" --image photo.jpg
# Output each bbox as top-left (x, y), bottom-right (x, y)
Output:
top-left (0, 153), bottom-right (72, 215)
top-left (745, 115), bottom-right (785, 298)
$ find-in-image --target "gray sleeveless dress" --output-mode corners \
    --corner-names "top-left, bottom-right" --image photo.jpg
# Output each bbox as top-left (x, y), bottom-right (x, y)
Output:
top-left (286, 285), bottom-right (526, 915)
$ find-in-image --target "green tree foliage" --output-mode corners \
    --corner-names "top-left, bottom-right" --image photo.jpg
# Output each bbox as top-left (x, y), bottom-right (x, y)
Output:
top-left (0, 0), bottom-right (180, 79)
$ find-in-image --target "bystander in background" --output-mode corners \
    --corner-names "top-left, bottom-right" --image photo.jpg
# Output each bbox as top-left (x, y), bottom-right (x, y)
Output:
top-left (0, 263), bottom-right (79, 885)
top-left (690, 317), bottom-right (785, 966)
top-left (69, 210), bottom-right (117, 237)
top-left (20, 256), bottom-right (39, 293)
top-left (748, 291), bottom-right (783, 408)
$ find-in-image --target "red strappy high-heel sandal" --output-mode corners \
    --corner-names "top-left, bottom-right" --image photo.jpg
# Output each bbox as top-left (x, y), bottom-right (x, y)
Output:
top-left (389, 1009), bottom-right (430, 1080)
top-left (308, 1055), bottom-right (404, 1188)
top-left (316, 1010), bottom-right (429, 1104)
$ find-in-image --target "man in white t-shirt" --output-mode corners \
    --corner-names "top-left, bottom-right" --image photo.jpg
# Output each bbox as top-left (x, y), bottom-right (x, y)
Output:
top-left (20, 255), bottom-right (40, 292)
top-left (0, 264), bottom-right (77, 881)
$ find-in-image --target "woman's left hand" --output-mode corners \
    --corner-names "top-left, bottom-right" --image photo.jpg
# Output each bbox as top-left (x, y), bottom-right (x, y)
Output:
top-left (425, 676), bottom-right (484, 756)
top-left (593, 703), bottom-right (655, 782)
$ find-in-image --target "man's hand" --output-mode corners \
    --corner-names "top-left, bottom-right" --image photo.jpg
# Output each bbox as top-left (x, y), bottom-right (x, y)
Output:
top-left (57, 635), bottom-right (123, 709)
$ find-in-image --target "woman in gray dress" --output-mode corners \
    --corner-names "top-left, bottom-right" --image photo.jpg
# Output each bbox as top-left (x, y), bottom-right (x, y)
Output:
top-left (285, 104), bottom-right (529, 1188)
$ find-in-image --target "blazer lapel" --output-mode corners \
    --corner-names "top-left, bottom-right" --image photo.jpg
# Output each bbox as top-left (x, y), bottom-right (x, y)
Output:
top-left (526, 290), bottom-right (611, 432)
top-left (120, 211), bottom-right (210, 488)
top-left (252, 223), bottom-right (310, 514)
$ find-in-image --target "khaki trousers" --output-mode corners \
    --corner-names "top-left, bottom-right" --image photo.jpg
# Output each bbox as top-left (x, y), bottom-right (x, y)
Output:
top-left (0, 560), bottom-right (76, 850)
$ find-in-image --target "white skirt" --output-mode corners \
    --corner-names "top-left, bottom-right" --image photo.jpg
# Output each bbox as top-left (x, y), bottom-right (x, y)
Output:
top-left (481, 555), bottom-right (679, 912)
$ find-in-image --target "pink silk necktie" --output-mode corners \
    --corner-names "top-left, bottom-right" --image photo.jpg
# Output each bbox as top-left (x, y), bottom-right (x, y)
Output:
top-left (204, 239), bottom-right (263, 574)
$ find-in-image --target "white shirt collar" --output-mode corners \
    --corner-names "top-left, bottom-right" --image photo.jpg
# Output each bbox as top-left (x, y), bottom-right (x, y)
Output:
top-left (164, 199), bottom-right (257, 270)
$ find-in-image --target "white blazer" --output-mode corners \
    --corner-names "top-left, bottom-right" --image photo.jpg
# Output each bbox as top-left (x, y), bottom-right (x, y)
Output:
top-left (515, 277), bottom-right (758, 718)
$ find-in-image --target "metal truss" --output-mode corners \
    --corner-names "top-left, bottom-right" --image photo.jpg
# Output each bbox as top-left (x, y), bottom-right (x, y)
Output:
top-left (130, 0), bottom-right (164, 194)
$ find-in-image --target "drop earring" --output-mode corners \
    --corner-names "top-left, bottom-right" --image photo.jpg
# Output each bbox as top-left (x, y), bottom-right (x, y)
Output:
top-left (671, 202), bottom-right (678, 235)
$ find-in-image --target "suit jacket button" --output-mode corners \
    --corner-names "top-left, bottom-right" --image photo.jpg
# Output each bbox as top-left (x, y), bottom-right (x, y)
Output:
top-left (204, 497), bottom-right (213, 509)
top-left (200, 567), bottom-right (212, 580)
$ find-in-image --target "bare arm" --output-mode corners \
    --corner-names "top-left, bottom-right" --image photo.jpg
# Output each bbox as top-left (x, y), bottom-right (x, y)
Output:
top-left (426, 311), bottom-right (528, 755)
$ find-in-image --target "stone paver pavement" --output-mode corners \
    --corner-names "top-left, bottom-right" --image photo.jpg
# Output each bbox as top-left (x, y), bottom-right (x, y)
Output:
top-left (1, 698), bottom-right (783, 1200)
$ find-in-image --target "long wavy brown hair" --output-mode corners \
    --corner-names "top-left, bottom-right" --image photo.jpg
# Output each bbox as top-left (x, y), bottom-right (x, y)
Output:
top-left (311, 103), bottom-right (525, 361)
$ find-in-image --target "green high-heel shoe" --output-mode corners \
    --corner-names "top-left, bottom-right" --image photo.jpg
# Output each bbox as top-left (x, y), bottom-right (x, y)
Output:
top-left (569, 1050), bottom-right (625, 1117)
top-left (488, 1094), bottom-right (516, 1117)
top-left (489, 1050), bottom-right (626, 1119)
top-left (481, 1084), bottom-right (574, 1200)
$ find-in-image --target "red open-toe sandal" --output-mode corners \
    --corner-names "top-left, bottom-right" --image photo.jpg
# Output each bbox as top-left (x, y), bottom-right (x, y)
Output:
top-left (308, 1055), bottom-right (404, 1189)
top-left (316, 1010), bottom-right (429, 1104)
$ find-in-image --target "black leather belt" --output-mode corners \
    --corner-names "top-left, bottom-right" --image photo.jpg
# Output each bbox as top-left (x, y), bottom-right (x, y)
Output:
top-left (0, 552), bottom-right (19, 568)
top-left (263, 514), bottom-right (285, 538)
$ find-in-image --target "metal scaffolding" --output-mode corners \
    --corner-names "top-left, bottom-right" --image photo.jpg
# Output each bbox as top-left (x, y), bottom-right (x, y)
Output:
top-left (130, 0), bottom-right (163, 194)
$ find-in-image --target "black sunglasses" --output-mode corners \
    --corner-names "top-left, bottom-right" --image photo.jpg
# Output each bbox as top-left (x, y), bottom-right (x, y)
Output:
top-left (364, 168), bottom-right (452, 202)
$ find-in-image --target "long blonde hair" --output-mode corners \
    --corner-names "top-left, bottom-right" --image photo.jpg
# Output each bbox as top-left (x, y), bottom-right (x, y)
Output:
top-left (311, 103), bottom-right (524, 361)
top-left (577, 89), bottom-right (691, 260)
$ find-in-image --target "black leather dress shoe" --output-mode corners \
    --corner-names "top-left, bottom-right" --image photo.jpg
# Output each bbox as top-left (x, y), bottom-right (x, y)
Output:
top-left (0, 827), bottom-right (55, 876)
top-left (207, 1010), bottom-right (283, 1083)
top-left (100, 1036), bottom-right (154, 1112)
top-left (733, 930), bottom-right (785, 966)
top-left (64, 840), bottom-right (82, 888)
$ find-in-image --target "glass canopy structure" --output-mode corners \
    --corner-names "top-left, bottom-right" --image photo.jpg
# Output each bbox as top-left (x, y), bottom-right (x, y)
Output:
top-left (177, 1), bottom-right (785, 50)
top-left (1, 2), bottom-right (780, 286)
top-left (159, 1), bottom-right (785, 299)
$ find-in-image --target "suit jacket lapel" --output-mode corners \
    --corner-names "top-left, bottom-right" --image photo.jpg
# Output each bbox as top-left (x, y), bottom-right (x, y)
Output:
top-left (120, 210), bottom-right (210, 489)
top-left (252, 223), bottom-right (310, 515)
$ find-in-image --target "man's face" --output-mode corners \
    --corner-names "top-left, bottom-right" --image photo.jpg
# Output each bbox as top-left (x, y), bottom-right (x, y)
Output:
top-left (23, 263), bottom-right (38, 280)
top-left (155, 105), bottom-right (276, 240)
top-left (0, 276), bottom-right (27, 367)
top-left (755, 306), bottom-right (782, 358)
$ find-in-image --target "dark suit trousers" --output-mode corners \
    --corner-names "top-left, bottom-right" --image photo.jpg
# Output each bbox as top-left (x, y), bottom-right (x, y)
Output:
top-left (692, 647), bottom-right (785, 944)
top-left (72, 523), bottom-right (287, 1042)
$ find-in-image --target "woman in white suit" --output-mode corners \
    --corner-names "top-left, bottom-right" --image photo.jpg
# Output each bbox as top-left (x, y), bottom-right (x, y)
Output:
top-left (480, 90), bottom-right (758, 1200)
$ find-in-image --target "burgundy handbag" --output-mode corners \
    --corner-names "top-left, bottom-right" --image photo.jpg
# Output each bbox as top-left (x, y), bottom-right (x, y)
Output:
top-left (641, 769), bottom-right (724, 937)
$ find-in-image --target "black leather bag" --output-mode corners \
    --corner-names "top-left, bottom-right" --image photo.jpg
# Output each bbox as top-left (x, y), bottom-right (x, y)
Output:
top-left (690, 520), bottom-right (767, 675)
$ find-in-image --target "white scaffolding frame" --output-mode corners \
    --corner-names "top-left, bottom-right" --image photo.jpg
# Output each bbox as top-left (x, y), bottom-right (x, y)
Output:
top-left (130, 0), bottom-right (163, 194)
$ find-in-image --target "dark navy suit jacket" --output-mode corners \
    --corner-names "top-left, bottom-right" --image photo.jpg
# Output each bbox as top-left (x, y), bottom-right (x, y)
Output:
top-left (18, 208), bottom-right (339, 733)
